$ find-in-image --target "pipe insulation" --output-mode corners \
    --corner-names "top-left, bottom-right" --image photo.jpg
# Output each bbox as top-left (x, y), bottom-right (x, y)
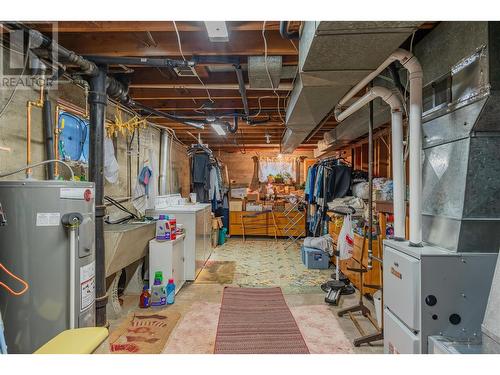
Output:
top-left (42, 95), bottom-right (55, 179)
top-left (335, 48), bottom-right (423, 246)
top-left (279, 21), bottom-right (300, 40)
top-left (234, 65), bottom-right (250, 116)
top-left (336, 86), bottom-right (405, 241)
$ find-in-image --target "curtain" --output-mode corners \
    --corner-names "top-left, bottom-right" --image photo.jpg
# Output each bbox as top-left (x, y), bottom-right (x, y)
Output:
top-left (258, 156), bottom-right (297, 182)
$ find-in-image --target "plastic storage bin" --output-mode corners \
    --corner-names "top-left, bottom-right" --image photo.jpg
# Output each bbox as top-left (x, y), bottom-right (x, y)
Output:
top-left (301, 246), bottom-right (330, 269)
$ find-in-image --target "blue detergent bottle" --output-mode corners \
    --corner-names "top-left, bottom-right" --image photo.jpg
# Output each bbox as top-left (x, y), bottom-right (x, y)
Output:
top-left (166, 278), bottom-right (175, 304)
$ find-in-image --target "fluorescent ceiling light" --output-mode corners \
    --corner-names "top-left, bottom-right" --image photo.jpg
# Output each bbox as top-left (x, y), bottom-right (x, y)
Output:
top-left (210, 121), bottom-right (227, 136)
top-left (204, 21), bottom-right (229, 42)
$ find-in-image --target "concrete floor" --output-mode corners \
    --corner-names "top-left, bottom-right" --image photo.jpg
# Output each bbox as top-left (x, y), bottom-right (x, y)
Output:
top-left (103, 237), bottom-right (383, 354)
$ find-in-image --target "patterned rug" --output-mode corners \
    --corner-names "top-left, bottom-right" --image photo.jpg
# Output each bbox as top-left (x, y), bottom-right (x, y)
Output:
top-left (162, 301), bottom-right (355, 354)
top-left (109, 309), bottom-right (180, 354)
top-left (214, 287), bottom-right (309, 354)
top-left (162, 302), bottom-right (221, 354)
top-left (291, 305), bottom-right (354, 354)
top-left (195, 260), bottom-right (236, 284)
top-left (211, 239), bottom-right (331, 294)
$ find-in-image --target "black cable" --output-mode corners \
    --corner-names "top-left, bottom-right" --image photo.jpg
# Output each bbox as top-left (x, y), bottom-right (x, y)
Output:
top-left (104, 196), bottom-right (139, 220)
top-left (104, 196), bottom-right (137, 216)
top-left (105, 215), bottom-right (135, 225)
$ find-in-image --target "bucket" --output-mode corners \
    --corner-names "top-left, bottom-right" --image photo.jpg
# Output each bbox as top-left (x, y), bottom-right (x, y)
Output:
top-left (373, 290), bottom-right (382, 329)
top-left (218, 227), bottom-right (228, 245)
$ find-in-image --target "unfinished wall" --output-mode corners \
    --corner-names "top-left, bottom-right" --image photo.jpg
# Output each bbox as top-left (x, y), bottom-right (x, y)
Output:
top-left (0, 68), bottom-right (189, 216)
top-left (217, 149), bottom-right (314, 186)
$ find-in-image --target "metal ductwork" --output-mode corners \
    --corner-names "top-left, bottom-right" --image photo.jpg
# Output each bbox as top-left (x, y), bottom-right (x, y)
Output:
top-left (416, 21), bottom-right (500, 253)
top-left (281, 21), bottom-right (422, 153)
top-left (248, 56), bottom-right (282, 89)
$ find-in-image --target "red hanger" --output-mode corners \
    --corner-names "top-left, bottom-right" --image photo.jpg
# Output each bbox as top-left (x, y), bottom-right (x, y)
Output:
top-left (0, 263), bottom-right (29, 296)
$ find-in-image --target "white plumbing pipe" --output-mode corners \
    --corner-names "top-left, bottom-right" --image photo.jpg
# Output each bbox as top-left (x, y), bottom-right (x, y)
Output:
top-left (406, 58), bottom-right (423, 246)
top-left (336, 87), bottom-right (405, 240)
top-left (69, 227), bottom-right (76, 329)
top-left (335, 48), bottom-right (423, 246)
top-left (159, 129), bottom-right (169, 195)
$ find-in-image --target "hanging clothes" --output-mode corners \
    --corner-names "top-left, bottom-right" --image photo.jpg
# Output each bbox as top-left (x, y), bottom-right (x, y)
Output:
top-left (326, 164), bottom-right (352, 201)
top-left (209, 166), bottom-right (220, 202)
top-left (191, 152), bottom-right (211, 203)
top-left (306, 158), bottom-right (352, 237)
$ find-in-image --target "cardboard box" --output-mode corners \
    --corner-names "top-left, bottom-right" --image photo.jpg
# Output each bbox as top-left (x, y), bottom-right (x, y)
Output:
top-left (246, 203), bottom-right (263, 212)
top-left (246, 192), bottom-right (259, 202)
top-left (231, 187), bottom-right (248, 199)
top-left (230, 200), bottom-right (244, 211)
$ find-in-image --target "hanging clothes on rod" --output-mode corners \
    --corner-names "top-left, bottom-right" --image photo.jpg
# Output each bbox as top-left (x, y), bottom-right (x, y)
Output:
top-left (188, 144), bottom-right (226, 213)
top-left (305, 157), bottom-right (352, 237)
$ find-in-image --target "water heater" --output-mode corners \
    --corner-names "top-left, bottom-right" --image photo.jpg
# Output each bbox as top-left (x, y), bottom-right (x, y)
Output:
top-left (0, 180), bottom-right (96, 353)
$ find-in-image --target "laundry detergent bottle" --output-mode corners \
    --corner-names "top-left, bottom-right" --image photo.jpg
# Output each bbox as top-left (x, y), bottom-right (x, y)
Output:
top-left (166, 278), bottom-right (176, 305)
top-left (156, 214), bottom-right (171, 241)
top-left (151, 272), bottom-right (166, 306)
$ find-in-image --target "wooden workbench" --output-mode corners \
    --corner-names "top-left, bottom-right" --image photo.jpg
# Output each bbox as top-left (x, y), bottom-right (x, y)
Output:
top-left (230, 210), bottom-right (305, 237)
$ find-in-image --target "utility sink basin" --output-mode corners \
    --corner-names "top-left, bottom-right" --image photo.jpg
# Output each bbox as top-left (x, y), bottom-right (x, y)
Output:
top-left (104, 221), bottom-right (155, 278)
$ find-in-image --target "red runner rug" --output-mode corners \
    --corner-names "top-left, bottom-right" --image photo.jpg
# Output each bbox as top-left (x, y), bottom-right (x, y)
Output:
top-left (214, 287), bottom-right (309, 354)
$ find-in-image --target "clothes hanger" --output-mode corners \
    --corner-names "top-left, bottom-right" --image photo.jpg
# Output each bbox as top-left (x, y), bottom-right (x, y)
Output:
top-left (0, 263), bottom-right (29, 296)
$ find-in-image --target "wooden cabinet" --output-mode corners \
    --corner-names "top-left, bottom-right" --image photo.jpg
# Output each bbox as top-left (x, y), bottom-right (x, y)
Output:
top-left (229, 211), bottom-right (305, 238)
top-left (329, 220), bottom-right (382, 296)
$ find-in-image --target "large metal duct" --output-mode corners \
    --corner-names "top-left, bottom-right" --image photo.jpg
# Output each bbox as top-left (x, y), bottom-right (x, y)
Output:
top-left (281, 21), bottom-right (421, 153)
top-left (416, 21), bottom-right (500, 253)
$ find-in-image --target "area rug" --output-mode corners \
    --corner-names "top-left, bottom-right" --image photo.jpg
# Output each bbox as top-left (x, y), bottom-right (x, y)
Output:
top-left (109, 309), bottom-right (181, 354)
top-left (290, 305), bottom-right (354, 354)
top-left (195, 260), bottom-right (236, 284)
top-left (214, 287), bottom-right (309, 354)
top-left (162, 302), bottom-right (221, 354)
top-left (211, 239), bottom-right (331, 294)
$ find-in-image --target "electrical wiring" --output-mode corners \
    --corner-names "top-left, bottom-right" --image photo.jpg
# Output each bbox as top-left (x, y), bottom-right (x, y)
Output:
top-left (248, 95), bottom-right (274, 119)
top-left (104, 195), bottom-right (140, 224)
top-left (262, 21), bottom-right (286, 125)
top-left (172, 21), bottom-right (214, 104)
top-left (0, 160), bottom-right (75, 180)
top-left (0, 263), bottom-right (29, 296)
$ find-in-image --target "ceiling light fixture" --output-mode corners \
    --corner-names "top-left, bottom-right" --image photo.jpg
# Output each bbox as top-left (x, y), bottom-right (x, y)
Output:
top-left (210, 122), bottom-right (227, 136)
top-left (204, 21), bottom-right (229, 42)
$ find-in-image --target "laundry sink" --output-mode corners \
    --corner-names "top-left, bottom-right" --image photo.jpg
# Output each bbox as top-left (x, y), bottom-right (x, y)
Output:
top-left (103, 221), bottom-right (155, 278)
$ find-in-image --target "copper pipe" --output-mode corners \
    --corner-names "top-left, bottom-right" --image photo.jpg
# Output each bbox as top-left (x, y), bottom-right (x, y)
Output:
top-left (26, 101), bottom-right (32, 176)
top-left (54, 105), bottom-right (60, 176)
top-left (26, 85), bottom-right (44, 177)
